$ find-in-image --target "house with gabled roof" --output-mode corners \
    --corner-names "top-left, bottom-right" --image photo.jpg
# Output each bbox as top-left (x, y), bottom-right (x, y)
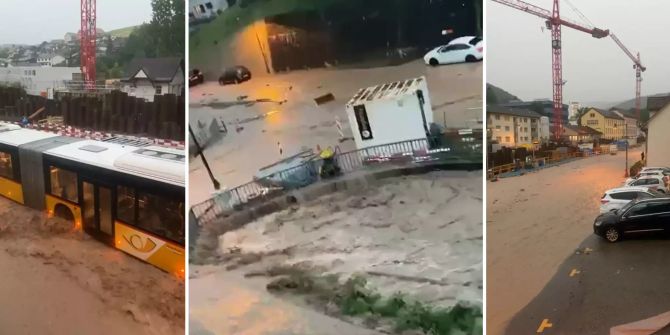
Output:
top-left (120, 57), bottom-right (184, 102)
top-left (579, 107), bottom-right (625, 140)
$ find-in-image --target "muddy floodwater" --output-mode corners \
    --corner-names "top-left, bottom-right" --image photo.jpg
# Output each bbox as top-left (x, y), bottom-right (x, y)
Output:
top-left (191, 170), bottom-right (482, 334)
top-left (0, 198), bottom-right (185, 335)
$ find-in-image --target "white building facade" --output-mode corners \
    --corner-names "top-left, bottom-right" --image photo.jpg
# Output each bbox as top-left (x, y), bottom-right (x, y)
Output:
top-left (189, 0), bottom-right (228, 20)
top-left (0, 66), bottom-right (81, 98)
top-left (487, 105), bottom-right (543, 149)
top-left (36, 54), bottom-right (66, 67)
top-left (647, 104), bottom-right (670, 167)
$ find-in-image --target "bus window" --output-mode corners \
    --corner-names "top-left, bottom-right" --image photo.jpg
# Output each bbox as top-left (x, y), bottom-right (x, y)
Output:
top-left (49, 166), bottom-right (78, 203)
top-left (0, 152), bottom-right (12, 180)
top-left (137, 193), bottom-right (184, 245)
top-left (117, 185), bottom-right (136, 224)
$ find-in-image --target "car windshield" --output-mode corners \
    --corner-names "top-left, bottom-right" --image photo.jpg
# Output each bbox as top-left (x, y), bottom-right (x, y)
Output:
top-left (618, 200), bottom-right (638, 215)
top-left (469, 37), bottom-right (482, 45)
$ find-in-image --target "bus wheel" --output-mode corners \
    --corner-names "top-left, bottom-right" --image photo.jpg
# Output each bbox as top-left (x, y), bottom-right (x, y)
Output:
top-left (53, 204), bottom-right (75, 222)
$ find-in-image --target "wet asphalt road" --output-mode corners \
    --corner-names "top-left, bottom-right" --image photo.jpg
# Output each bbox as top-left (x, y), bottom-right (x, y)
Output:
top-left (506, 233), bottom-right (670, 335)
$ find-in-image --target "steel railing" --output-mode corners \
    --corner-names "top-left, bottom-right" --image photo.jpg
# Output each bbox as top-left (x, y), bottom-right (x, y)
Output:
top-left (191, 135), bottom-right (481, 227)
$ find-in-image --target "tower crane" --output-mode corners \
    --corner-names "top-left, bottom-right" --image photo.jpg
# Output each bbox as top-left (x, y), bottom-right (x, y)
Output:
top-left (609, 34), bottom-right (646, 119)
top-left (490, 0), bottom-right (609, 140)
top-left (81, 0), bottom-right (97, 89)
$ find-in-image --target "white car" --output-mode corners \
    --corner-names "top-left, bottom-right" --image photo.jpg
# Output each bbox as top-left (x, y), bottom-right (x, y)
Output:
top-left (625, 171), bottom-right (669, 185)
top-left (424, 36), bottom-right (483, 66)
top-left (600, 187), bottom-right (663, 213)
top-left (641, 167), bottom-right (670, 173)
top-left (624, 176), bottom-right (668, 193)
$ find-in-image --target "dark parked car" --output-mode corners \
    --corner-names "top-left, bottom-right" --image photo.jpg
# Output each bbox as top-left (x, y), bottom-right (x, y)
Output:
top-left (219, 66), bottom-right (251, 85)
top-left (189, 69), bottom-right (204, 87)
top-left (594, 198), bottom-right (670, 242)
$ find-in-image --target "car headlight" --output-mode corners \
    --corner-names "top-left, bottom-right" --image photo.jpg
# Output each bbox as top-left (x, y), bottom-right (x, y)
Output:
top-left (594, 221), bottom-right (602, 227)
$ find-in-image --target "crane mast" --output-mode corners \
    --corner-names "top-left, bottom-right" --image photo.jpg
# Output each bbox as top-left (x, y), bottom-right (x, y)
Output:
top-left (81, 0), bottom-right (97, 89)
top-left (610, 33), bottom-right (646, 119)
top-left (490, 0), bottom-right (609, 140)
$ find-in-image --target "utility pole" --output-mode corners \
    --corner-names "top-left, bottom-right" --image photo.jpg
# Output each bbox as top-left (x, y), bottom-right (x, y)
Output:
top-left (189, 125), bottom-right (221, 190)
top-left (624, 121), bottom-right (629, 177)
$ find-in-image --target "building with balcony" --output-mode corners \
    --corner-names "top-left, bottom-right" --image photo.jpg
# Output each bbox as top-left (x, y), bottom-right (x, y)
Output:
top-left (487, 105), bottom-right (543, 150)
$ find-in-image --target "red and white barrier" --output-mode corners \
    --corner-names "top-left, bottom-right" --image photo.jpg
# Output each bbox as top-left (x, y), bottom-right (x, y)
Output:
top-left (14, 122), bottom-right (185, 149)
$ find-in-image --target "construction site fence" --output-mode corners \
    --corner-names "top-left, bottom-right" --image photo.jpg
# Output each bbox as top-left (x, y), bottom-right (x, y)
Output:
top-left (0, 86), bottom-right (184, 141)
top-left (488, 151), bottom-right (583, 176)
top-left (191, 138), bottom-right (441, 227)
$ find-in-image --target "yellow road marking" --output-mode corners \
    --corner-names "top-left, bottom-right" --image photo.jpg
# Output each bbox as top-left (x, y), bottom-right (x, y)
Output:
top-left (569, 269), bottom-right (581, 277)
top-left (537, 319), bottom-right (553, 333)
top-left (584, 247), bottom-right (593, 254)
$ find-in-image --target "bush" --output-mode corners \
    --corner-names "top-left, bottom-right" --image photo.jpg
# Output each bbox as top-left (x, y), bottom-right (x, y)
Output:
top-left (630, 160), bottom-right (643, 177)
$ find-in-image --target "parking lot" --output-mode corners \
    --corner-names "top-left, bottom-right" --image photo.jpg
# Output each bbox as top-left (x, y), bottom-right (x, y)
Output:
top-left (486, 148), bottom-right (670, 334)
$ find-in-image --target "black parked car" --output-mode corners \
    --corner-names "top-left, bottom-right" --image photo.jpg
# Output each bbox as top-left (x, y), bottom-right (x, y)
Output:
top-left (189, 69), bottom-right (204, 87)
top-left (219, 65), bottom-right (252, 85)
top-left (594, 198), bottom-right (670, 242)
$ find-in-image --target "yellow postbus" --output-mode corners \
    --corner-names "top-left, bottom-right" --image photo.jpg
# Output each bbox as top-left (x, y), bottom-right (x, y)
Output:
top-left (0, 123), bottom-right (185, 277)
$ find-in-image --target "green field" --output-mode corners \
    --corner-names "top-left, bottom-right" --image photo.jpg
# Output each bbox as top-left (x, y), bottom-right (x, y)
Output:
top-left (108, 25), bottom-right (140, 38)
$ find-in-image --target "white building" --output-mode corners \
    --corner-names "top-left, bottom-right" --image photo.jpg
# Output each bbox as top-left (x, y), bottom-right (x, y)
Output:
top-left (121, 58), bottom-right (184, 102)
top-left (568, 102), bottom-right (580, 126)
top-left (487, 105), bottom-right (543, 149)
top-left (539, 116), bottom-right (551, 143)
top-left (611, 109), bottom-right (639, 145)
top-left (36, 54), bottom-right (66, 67)
top-left (646, 103), bottom-right (670, 166)
top-left (0, 66), bottom-right (81, 98)
top-left (189, 0), bottom-right (228, 20)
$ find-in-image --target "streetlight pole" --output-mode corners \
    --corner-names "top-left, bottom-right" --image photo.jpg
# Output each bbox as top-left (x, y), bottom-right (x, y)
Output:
top-left (189, 125), bottom-right (221, 190)
top-left (624, 120), bottom-right (629, 177)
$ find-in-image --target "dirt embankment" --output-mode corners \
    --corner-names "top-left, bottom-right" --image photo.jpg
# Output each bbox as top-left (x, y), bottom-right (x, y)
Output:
top-left (0, 199), bottom-right (184, 335)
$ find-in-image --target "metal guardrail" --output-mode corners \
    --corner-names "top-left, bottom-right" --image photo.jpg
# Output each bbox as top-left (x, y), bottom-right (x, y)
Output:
top-left (488, 152), bottom-right (582, 176)
top-left (191, 135), bottom-right (481, 227)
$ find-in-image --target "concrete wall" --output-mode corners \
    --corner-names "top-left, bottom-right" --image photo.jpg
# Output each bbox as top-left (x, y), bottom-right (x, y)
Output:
top-left (647, 107), bottom-right (670, 167)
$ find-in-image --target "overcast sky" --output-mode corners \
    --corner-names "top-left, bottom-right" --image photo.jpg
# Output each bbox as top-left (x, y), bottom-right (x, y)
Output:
top-left (0, 0), bottom-right (152, 45)
top-left (488, 0), bottom-right (668, 105)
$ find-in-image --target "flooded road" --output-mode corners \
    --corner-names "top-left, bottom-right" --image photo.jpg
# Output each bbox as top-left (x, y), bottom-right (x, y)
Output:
top-left (0, 197), bottom-right (185, 335)
top-left (190, 171), bottom-right (483, 334)
top-left (190, 266), bottom-right (384, 335)
top-left (189, 60), bottom-right (482, 205)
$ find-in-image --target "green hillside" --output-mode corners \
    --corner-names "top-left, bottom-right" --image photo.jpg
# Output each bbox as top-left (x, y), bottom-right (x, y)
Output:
top-left (108, 25), bottom-right (139, 38)
top-left (486, 83), bottom-right (521, 105)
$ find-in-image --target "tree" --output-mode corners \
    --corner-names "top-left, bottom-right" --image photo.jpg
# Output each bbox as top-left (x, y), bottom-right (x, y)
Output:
top-left (151, 0), bottom-right (185, 57)
top-left (575, 107), bottom-right (590, 126)
top-left (486, 87), bottom-right (498, 105)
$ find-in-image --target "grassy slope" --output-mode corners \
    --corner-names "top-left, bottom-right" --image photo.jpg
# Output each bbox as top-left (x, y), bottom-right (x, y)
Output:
top-left (190, 0), bottom-right (348, 62)
top-left (107, 25), bottom-right (140, 38)
top-left (486, 83), bottom-right (521, 105)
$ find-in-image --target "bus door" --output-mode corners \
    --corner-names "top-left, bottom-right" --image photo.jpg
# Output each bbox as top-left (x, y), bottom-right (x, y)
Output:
top-left (81, 178), bottom-right (115, 246)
